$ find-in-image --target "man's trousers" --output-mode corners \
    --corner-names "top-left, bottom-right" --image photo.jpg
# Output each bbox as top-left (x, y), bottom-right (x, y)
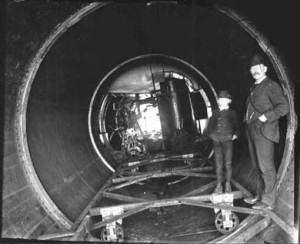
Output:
top-left (246, 121), bottom-right (277, 207)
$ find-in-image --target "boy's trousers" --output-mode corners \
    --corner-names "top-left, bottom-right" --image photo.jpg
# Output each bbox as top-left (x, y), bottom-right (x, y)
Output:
top-left (213, 140), bottom-right (233, 183)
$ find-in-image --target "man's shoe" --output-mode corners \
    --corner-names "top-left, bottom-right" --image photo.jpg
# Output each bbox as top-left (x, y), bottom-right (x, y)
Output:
top-left (244, 195), bottom-right (260, 205)
top-left (252, 202), bottom-right (273, 210)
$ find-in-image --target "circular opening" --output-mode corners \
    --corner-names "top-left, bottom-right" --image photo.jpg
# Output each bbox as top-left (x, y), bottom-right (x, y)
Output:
top-left (89, 54), bottom-right (217, 171)
top-left (15, 1), bottom-right (296, 230)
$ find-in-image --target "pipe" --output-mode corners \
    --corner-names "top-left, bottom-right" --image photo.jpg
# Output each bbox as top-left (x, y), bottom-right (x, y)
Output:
top-left (3, 1), bottom-right (296, 241)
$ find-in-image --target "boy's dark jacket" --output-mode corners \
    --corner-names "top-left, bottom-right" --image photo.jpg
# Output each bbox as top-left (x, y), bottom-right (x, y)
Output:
top-left (204, 108), bottom-right (240, 142)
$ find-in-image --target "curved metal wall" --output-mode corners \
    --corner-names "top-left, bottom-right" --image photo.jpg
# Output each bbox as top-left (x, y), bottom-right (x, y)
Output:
top-left (2, 1), bottom-right (297, 241)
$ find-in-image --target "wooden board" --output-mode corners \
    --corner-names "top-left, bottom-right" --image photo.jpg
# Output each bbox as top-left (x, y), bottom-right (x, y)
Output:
top-left (69, 215), bottom-right (90, 241)
top-left (181, 180), bottom-right (217, 197)
top-left (231, 178), bottom-right (253, 198)
top-left (103, 192), bottom-right (147, 203)
top-left (181, 199), bottom-right (262, 215)
top-left (90, 191), bottom-right (243, 215)
top-left (226, 217), bottom-right (271, 243)
top-left (265, 209), bottom-right (296, 239)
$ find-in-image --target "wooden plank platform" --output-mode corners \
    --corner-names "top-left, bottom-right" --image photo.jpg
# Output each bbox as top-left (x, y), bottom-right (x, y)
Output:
top-left (58, 150), bottom-right (274, 242)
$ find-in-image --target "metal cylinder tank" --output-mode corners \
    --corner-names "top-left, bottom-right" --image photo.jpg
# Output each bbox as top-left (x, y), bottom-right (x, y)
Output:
top-left (2, 1), bottom-right (297, 242)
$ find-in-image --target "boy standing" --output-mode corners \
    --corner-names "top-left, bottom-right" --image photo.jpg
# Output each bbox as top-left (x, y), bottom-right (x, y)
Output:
top-left (204, 90), bottom-right (240, 194)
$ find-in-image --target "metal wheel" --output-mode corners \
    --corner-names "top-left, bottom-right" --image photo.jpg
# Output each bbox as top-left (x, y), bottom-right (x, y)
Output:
top-left (100, 223), bottom-right (124, 242)
top-left (215, 211), bottom-right (239, 235)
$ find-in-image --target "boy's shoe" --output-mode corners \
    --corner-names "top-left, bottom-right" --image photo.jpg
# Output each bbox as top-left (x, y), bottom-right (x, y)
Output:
top-left (224, 182), bottom-right (232, 193)
top-left (244, 195), bottom-right (261, 204)
top-left (213, 183), bottom-right (223, 194)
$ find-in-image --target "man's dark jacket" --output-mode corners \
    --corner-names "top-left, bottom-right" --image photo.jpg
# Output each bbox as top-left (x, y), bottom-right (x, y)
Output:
top-left (245, 77), bottom-right (289, 143)
top-left (204, 108), bottom-right (240, 142)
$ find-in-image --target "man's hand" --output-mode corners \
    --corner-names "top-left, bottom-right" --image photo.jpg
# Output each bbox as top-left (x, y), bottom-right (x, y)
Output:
top-left (195, 136), bottom-right (209, 143)
top-left (232, 135), bottom-right (238, 140)
top-left (259, 114), bottom-right (267, 122)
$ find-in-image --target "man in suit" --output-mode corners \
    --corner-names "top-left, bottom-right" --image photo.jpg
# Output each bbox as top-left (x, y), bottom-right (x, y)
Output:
top-left (244, 54), bottom-right (289, 210)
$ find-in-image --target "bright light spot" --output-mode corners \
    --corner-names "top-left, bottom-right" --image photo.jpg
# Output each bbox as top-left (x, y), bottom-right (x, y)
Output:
top-left (138, 103), bottom-right (162, 139)
top-left (292, 228), bottom-right (299, 243)
top-left (139, 93), bottom-right (151, 99)
top-left (172, 72), bottom-right (184, 79)
top-left (199, 119), bottom-right (209, 134)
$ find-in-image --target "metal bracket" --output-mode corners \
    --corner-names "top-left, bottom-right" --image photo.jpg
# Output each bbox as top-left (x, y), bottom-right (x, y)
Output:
top-left (100, 207), bottom-right (124, 241)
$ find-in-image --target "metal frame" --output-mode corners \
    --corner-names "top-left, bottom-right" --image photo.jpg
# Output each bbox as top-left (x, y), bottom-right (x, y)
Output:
top-left (37, 151), bottom-right (296, 242)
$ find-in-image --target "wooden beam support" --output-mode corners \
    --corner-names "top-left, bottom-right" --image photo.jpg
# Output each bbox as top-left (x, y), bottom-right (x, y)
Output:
top-left (181, 180), bottom-right (217, 197)
top-left (117, 170), bottom-right (154, 176)
top-left (197, 151), bottom-right (216, 168)
top-left (120, 152), bottom-right (202, 171)
top-left (90, 204), bottom-right (151, 231)
top-left (174, 172), bottom-right (216, 178)
top-left (117, 160), bottom-right (205, 176)
top-left (106, 175), bottom-right (152, 192)
top-left (37, 231), bottom-right (74, 240)
top-left (226, 217), bottom-right (271, 243)
top-left (112, 173), bottom-right (154, 183)
top-left (265, 209), bottom-right (296, 239)
top-left (171, 160), bottom-right (206, 170)
top-left (90, 202), bottom-right (148, 216)
top-left (113, 166), bottom-right (214, 184)
top-left (167, 176), bottom-right (189, 185)
top-left (90, 192), bottom-right (244, 232)
top-left (231, 178), bottom-right (253, 198)
top-left (120, 157), bottom-right (170, 171)
top-left (69, 215), bottom-right (90, 241)
top-left (102, 191), bottom-right (147, 203)
top-left (90, 191), bottom-right (243, 216)
top-left (122, 154), bottom-right (167, 167)
top-left (72, 163), bottom-right (124, 228)
top-left (181, 166), bottom-right (214, 173)
top-left (181, 199), bottom-right (262, 215)
top-left (123, 152), bottom-right (201, 167)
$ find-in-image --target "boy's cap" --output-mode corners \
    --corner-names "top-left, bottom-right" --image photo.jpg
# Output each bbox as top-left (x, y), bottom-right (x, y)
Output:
top-left (218, 90), bottom-right (232, 99)
top-left (250, 53), bottom-right (266, 67)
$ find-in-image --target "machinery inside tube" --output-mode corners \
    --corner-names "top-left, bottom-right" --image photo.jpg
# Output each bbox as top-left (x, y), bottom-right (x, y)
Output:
top-left (97, 67), bottom-right (215, 163)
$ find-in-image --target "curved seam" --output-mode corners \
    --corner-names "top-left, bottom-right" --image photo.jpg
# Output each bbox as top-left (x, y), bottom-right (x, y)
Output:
top-left (15, 2), bottom-right (111, 229)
